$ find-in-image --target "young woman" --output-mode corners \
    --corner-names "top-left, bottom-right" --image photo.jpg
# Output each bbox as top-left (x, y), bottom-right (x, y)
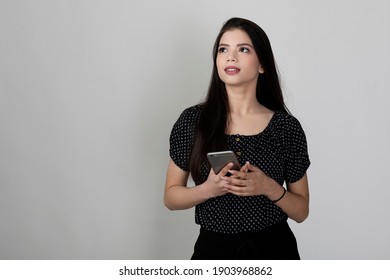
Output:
top-left (164, 17), bottom-right (310, 260)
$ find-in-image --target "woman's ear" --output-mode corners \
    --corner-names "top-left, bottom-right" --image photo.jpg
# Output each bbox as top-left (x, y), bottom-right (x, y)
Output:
top-left (259, 65), bottom-right (265, 74)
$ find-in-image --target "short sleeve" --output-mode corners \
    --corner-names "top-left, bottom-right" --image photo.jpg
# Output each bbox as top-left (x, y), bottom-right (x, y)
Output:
top-left (283, 115), bottom-right (311, 183)
top-left (169, 106), bottom-right (201, 171)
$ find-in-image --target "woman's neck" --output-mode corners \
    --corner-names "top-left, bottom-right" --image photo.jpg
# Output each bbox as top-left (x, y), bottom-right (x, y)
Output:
top-left (226, 85), bottom-right (263, 116)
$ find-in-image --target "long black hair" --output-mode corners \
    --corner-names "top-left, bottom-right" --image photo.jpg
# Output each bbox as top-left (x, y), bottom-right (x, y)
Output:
top-left (189, 17), bottom-right (289, 184)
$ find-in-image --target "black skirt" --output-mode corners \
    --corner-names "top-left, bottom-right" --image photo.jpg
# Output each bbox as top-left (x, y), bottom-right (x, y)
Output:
top-left (191, 221), bottom-right (300, 260)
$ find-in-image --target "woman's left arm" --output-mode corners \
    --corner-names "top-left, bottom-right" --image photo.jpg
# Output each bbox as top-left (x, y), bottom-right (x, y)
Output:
top-left (272, 174), bottom-right (309, 223)
top-left (222, 163), bottom-right (309, 223)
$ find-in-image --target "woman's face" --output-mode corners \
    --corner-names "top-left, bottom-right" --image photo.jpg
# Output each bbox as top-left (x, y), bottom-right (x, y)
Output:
top-left (216, 29), bottom-right (264, 89)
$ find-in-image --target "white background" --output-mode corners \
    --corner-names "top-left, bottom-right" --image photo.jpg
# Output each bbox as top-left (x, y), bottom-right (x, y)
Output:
top-left (0, 0), bottom-right (389, 259)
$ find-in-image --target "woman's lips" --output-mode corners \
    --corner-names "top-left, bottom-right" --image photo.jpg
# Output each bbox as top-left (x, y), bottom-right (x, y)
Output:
top-left (224, 66), bottom-right (240, 74)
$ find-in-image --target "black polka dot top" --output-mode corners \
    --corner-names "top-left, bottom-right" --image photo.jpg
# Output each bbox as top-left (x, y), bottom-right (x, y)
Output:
top-left (169, 105), bottom-right (310, 234)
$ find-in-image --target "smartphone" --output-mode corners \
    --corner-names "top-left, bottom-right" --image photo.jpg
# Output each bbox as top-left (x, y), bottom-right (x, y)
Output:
top-left (207, 151), bottom-right (241, 175)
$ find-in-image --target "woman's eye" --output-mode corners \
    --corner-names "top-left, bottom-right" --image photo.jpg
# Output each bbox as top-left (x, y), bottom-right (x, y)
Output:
top-left (240, 47), bottom-right (250, 53)
top-left (218, 47), bottom-right (227, 53)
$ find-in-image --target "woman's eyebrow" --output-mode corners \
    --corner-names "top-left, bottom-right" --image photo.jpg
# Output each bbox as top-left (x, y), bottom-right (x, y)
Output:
top-left (218, 43), bottom-right (254, 47)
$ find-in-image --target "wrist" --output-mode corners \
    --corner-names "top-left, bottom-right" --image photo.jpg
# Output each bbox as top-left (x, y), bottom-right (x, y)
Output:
top-left (265, 179), bottom-right (286, 202)
top-left (270, 187), bottom-right (286, 203)
top-left (197, 181), bottom-right (214, 200)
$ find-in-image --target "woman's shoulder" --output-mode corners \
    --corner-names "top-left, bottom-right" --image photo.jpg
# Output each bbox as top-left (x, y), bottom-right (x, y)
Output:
top-left (177, 104), bottom-right (203, 123)
top-left (272, 111), bottom-right (303, 128)
top-left (171, 105), bottom-right (203, 134)
top-left (271, 111), bottom-right (308, 143)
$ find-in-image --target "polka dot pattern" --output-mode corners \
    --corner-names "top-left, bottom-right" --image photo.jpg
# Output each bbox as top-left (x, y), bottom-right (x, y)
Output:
top-left (169, 105), bottom-right (310, 234)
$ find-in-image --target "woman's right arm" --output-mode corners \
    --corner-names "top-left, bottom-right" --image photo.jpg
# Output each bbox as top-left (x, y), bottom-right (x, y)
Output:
top-left (163, 159), bottom-right (232, 210)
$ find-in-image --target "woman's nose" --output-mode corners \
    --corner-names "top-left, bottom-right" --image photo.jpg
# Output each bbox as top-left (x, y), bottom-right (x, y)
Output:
top-left (227, 52), bottom-right (237, 62)
top-left (227, 55), bottom-right (237, 62)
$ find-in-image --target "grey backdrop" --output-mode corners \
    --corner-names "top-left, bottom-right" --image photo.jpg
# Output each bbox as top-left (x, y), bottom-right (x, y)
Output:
top-left (1, 0), bottom-right (389, 259)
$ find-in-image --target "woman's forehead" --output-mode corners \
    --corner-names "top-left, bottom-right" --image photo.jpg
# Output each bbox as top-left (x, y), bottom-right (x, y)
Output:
top-left (219, 29), bottom-right (252, 45)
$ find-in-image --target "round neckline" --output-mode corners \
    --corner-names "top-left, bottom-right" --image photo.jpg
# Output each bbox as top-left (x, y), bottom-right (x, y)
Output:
top-left (225, 111), bottom-right (278, 137)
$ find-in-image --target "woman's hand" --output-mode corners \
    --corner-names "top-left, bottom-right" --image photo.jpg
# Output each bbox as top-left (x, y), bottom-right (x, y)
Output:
top-left (164, 159), bottom-right (234, 210)
top-left (220, 161), bottom-right (310, 222)
top-left (203, 162), bottom-right (237, 198)
top-left (221, 162), bottom-right (272, 196)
